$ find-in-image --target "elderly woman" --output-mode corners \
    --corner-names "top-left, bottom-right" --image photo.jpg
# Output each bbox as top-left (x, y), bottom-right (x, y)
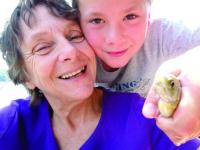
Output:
top-left (0, 0), bottom-right (199, 150)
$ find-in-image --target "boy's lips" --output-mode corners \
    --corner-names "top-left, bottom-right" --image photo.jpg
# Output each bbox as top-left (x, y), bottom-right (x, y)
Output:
top-left (106, 49), bottom-right (128, 57)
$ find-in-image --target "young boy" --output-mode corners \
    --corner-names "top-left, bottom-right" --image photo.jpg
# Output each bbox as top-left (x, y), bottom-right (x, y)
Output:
top-left (72, 0), bottom-right (200, 145)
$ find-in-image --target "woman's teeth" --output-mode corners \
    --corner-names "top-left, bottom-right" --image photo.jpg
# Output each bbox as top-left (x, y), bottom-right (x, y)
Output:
top-left (60, 66), bottom-right (86, 79)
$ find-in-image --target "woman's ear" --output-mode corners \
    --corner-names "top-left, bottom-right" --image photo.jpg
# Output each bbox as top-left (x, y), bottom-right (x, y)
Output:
top-left (25, 80), bottom-right (36, 90)
top-left (23, 69), bottom-right (36, 90)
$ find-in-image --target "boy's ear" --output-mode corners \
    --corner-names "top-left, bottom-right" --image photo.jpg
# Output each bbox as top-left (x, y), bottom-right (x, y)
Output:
top-left (25, 80), bottom-right (36, 90)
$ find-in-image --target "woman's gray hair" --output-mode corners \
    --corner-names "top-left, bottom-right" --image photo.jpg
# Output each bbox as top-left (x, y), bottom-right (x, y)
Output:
top-left (0, 0), bottom-right (78, 106)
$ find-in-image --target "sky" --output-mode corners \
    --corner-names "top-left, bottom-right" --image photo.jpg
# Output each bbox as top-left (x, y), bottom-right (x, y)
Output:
top-left (151, 0), bottom-right (200, 28)
top-left (1, 0), bottom-right (200, 69)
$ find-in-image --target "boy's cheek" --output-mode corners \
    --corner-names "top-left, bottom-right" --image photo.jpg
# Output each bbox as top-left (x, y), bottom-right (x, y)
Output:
top-left (84, 32), bottom-right (103, 49)
top-left (81, 23), bottom-right (105, 49)
top-left (80, 22), bottom-right (103, 46)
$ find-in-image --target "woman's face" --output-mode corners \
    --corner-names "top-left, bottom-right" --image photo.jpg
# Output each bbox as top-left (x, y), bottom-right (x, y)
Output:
top-left (20, 5), bottom-right (96, 103)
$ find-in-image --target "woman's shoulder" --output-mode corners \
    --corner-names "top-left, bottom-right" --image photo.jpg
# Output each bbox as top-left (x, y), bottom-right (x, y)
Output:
top-left (150, 18), bottom-right (184, 29)
top-left (0, 98), bottom-right (30, 138)
top-left (0, 98), bottom-right (49, 138)
top-left (0, 98), bottom-right (56, 149)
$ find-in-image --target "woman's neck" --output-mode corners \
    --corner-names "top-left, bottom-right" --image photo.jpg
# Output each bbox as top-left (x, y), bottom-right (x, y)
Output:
top-left (51, 88), bottom-right (103, 150)
top-left (52, 88), bottom-right (102, 125)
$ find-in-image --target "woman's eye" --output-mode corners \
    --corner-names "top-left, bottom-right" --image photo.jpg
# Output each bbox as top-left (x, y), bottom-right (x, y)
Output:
top-left (89, 18), bottom-right (105, 24)
top-left (33, 43), bottom-right (52, 55)
top-left (67, 30), bottom-right (85, 43)
top-left (124, 14), bottom-right (137, 21)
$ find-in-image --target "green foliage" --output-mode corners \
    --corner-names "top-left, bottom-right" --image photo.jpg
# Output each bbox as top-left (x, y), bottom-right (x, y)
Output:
top-left (0, 69), bottom-right (9, 81)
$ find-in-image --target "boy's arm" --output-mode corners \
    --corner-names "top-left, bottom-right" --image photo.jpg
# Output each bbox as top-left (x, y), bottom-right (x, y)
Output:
top-left (142, 46), bottom-right (200, 145)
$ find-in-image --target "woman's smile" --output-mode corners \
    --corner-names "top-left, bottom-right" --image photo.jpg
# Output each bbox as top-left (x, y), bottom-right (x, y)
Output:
top-left (59, 66), bottom-right (87, 80)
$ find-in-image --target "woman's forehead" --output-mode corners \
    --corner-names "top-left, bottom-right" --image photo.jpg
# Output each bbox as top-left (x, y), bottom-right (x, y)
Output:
top-left (19, 6), bottom-right (80, 49)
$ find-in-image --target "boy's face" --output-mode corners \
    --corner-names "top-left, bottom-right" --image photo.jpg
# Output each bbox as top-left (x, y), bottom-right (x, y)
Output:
top-left (78, 0), bottom-right (150, 71)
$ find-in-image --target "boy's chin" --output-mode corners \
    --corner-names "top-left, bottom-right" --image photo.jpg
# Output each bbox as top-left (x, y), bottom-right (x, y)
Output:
top-left (102, 62), bottom-right (126, 72)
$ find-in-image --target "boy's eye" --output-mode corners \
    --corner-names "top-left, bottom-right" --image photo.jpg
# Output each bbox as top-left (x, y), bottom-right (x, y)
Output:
top-left (67, 30), bottom-right (85, 43)
top-left (124, 14), bottom-right (137, 21)
top-left (33, 43), bottom-right (53, 55)
top-left (89, 18), bottom-right (105, 24)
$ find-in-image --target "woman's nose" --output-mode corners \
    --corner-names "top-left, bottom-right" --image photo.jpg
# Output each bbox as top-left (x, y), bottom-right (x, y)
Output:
top-left (58, 38), bottom-right (79, 62)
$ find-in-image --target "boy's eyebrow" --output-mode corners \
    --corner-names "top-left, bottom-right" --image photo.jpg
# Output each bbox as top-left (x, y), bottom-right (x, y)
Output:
top-left (85, 12), bottom-right (102, 17)
top-left (124, 3), bottom-right (145, 12)
top-left (124, 6), bottom-right (138, 12)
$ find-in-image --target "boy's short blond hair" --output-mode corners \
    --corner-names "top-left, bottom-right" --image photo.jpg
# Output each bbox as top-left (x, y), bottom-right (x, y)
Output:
top-left (72, 0), bottom-right (152, 9)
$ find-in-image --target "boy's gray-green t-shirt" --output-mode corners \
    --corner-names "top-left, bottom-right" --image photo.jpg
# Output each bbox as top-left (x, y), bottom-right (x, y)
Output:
top-left (96, 18), bottom-right (200, 97)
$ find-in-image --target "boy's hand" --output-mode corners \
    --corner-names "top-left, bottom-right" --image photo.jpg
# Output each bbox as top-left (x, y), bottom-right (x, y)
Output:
top-left (142, 46), bottom-right (200, 145)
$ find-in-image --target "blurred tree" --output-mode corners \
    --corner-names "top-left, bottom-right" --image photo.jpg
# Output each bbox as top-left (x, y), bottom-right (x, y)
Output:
top-left (0, 69), bottom-right (9, 81)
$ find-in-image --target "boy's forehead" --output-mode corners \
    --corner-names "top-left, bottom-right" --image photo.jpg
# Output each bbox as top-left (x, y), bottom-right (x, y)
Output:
top-left (77, 0), bottom-right (149, 14)
top-left (76, 0), bottom-right (149, 6)
top-left (77, 0), bottom-right (150, 12)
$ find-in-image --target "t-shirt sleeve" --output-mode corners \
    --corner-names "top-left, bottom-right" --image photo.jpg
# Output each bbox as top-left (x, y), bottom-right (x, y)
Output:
top-left (146, 18), bottom-right (200, 59)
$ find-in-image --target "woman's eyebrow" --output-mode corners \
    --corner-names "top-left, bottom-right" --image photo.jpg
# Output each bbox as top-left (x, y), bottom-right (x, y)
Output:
top-left (24, 31), bottom-right (49, 46)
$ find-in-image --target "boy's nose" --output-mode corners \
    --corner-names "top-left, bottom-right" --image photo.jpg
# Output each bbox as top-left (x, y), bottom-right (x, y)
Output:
top-left (58, 39), bottom-right (79, 62)
top-left (105, 24), bottom-right (124, 45)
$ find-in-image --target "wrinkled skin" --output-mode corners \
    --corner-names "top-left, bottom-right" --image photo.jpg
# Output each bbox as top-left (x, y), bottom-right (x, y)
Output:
top-left (153, 74), bottom-right (181, 117)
